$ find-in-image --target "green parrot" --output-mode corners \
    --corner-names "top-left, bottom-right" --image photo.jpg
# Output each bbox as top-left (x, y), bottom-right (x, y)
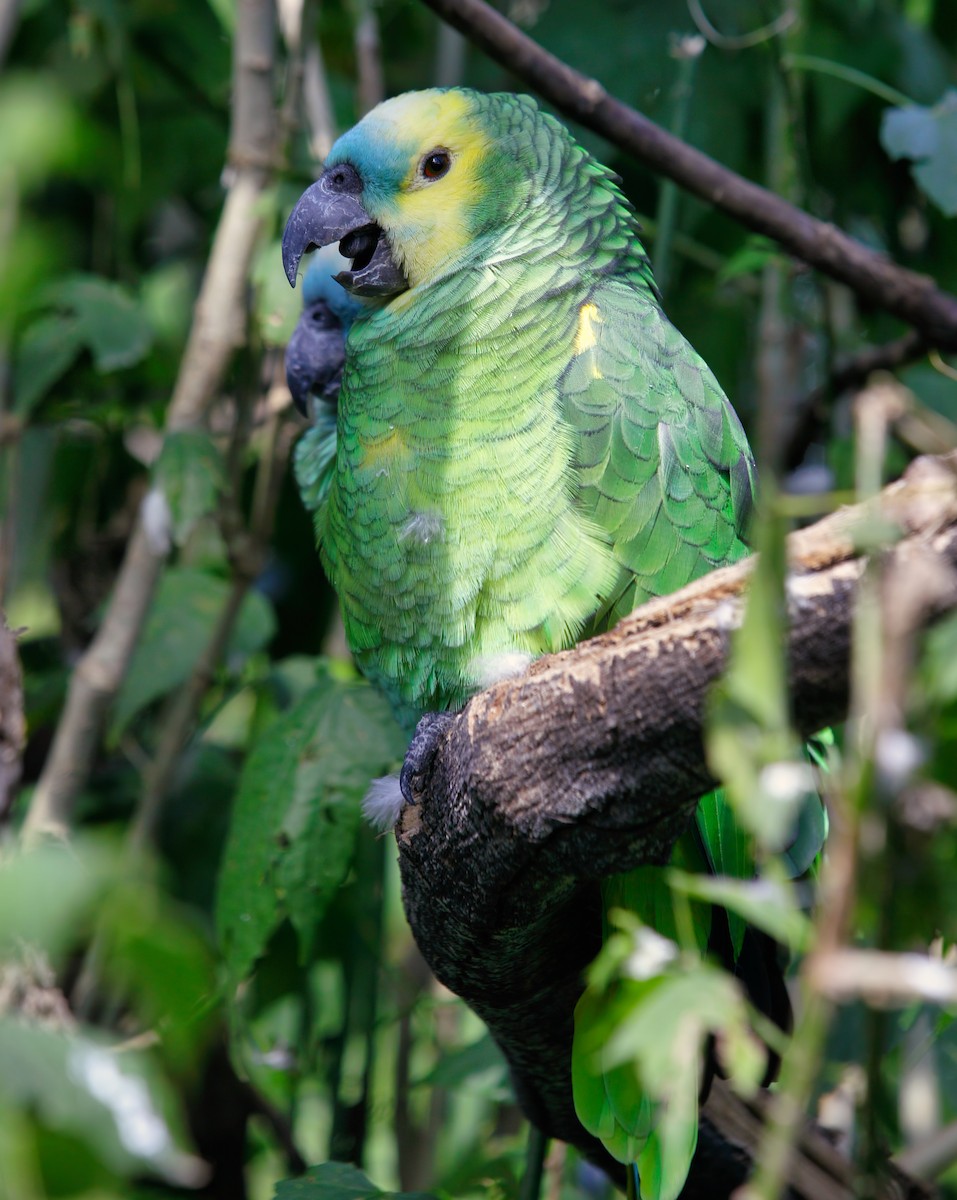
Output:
top-left (281, 88), bottom-right (809, 1198)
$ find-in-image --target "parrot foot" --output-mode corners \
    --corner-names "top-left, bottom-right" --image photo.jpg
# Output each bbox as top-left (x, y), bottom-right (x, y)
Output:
top-left (399, 711), bottom-right (457, 807)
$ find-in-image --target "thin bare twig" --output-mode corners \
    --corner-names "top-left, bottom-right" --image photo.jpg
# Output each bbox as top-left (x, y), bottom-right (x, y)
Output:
top-left (22, 0), bottom-right (280, 845)
top-left (809, 950), bottom-right (957, 1008)
top-left (354, 0), bottom-right (384, 116)
top-left (0, 613), bottom-right (23, 820)
top-left (418, 0), bottom-right (957, 350)
top-left (782, 331), bottom-right (929, 469)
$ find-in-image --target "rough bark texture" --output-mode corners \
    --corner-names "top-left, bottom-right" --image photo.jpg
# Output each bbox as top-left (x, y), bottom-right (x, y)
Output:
top-left (397, 454), bottom-right (957, 1197)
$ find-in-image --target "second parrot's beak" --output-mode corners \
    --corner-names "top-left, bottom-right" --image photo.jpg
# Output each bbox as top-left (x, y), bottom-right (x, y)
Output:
top-left (282, 165), bottom-right (408, 299)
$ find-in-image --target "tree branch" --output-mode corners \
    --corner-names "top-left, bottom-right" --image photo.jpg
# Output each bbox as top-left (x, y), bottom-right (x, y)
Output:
top-left (395, 453), bottom-right (957, 1196)
top-left (0, 613), bottom-right (23, 821)
top-left (418, 0), bottom-right (957, 351)
top-left (22, 0), bottom-right (280, 844)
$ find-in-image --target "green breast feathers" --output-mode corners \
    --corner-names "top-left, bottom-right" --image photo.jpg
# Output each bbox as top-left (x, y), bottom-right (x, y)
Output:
top-left (281, 87), bottom-right (754, 725)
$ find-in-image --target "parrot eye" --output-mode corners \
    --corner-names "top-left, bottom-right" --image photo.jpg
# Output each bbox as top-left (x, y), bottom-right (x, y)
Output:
top-left (420, 149), bottom-right (451, 181)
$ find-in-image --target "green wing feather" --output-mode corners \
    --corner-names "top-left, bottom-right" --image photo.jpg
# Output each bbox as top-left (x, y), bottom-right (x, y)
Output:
top-left (562, 275), bottom-right (763, 1196)
top-left (558, 274), bottom-right (755, 625)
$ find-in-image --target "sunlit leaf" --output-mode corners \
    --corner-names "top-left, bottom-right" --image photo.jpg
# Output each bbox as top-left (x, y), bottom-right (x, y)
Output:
top-left (881, 90), bottom-right (957, 215)
top-left (0, 839), bottom-right (115, 963)
top-left (0, 1021), bottom-right (202, 1187)
top-left (668, 870), bottom-right (811, 953)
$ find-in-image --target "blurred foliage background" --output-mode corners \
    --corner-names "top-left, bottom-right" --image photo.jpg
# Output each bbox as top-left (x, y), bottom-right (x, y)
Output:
top-left (1, 0), bottom-right (956, 1198)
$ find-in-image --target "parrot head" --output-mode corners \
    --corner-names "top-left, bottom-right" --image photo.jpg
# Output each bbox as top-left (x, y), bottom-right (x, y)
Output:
top-left (282, 89), bottom-right (552, 299)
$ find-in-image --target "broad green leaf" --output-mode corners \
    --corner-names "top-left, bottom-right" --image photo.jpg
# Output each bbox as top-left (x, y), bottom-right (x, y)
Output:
top-left (112, 567), bottom-right (276, 739)
top-left (0, 1021), bottom-right (202, 1187)
top-left (0, 75), bottom-right (78, 187)
top-left (12, 314), bottom-right (83, 416)
top-left (215, 672), bottom-right (405, 985)
top-left (152, 430), bottom-right (226, 546)
top-left (881, 90), bottom-right (957, 215)
top-left (668, 870), bottom-right (811, 953)
top-left (275, 1161), bottom-right (435, 1200)
top-left (40, 274), bottom-right (153, 371)
top-left (0, 838), bottom-right (115, 963)
top-left (98, 882), bottom-right (218, 1072)
top-left (420, 1032), bottom-right (510, 1097)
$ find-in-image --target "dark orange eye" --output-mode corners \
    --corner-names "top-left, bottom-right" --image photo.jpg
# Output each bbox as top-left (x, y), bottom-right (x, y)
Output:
top-left (420, 150), bottom-right (451, 180)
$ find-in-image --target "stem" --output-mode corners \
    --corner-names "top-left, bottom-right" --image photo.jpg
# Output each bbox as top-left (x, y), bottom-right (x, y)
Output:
top-left (652, 44), bottom-right (701, 296)
top-left (519, 1125), bottom-right (549, 1200)
top-left (783, 53), bottom-right (914, 109)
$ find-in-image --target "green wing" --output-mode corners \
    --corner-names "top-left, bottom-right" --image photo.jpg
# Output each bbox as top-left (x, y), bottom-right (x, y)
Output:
top-left (563, 276), bottom-right (760, 1198)
top-left (558, 276), bottom-right (756, 629)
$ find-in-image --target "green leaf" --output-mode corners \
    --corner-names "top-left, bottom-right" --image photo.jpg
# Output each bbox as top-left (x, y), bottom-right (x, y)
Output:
top-left (152, 430), bottom-right (226, 546)
top-left (668, 870), bottom-right (811, 954)
top-left (0, 838), bottom-right (115, 963)
top-left (881, 90), bottom-right (957, 215)
top-left (215, 672), bottom-right (406, 985)
top-left (0, 1020), bottom-right (202, 1187)
top-left (99, 882), bottom-right (218, 1073)
top-left (0, 75), bottom-right (78, 188)
top-left (112, 567), bottom-right (276, 739)
top-left (275, 1161), bottom-right (436, 1200)
top-left (716, 236), bottom-right (778, 285)
top-left (12, 314), bottom-right (83, 416)
top-left (420, 1032), bottom-right (510, 1097)
top-left (38, 274), bottom-right (153, 371)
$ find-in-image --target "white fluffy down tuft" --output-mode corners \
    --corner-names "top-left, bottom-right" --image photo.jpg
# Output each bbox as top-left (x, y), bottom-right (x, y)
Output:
top-left (470, 651), bottom-right (533, 690)
top-left (362, 774), bottom-right (405, 832)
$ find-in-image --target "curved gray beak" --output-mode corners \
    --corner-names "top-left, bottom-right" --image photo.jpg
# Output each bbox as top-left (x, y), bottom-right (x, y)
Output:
top-left (282, 166), bottom-right (408, 299)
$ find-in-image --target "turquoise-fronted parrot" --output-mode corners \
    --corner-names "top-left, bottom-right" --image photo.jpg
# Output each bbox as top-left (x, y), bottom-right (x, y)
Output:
top-left (281, 88), bottom-right (812, 1198)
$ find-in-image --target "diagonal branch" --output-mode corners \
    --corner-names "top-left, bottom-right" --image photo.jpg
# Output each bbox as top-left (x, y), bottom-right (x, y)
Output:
top-left (395, 454), bottom-right (957, 1196)
top-left (418, 0), bottom-right (957, 351)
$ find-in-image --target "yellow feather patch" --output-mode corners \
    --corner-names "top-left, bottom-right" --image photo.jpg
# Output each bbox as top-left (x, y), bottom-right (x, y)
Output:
top-left (574, 302), bottom-right (604, 378)
top-left (359, 427), bottom-right (406, 473)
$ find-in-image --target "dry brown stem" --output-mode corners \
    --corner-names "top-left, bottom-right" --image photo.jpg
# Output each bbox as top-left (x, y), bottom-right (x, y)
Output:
top-left (22, 0), bottom-right (280, 843)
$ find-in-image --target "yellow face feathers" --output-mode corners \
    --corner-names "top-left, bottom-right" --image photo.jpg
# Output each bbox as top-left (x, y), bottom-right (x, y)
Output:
top-left (340, 91), bottom-right (495, 288)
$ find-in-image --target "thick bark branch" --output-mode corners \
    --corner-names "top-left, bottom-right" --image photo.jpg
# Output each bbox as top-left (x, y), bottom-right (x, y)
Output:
top-left (396, 454), bottom-right (957, 1196)
top-left (419, 0), bottom-right (957, 352)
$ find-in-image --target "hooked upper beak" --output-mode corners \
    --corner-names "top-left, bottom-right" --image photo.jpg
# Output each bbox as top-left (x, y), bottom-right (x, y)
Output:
top-left (281, 165), bottom-right (408, 299)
